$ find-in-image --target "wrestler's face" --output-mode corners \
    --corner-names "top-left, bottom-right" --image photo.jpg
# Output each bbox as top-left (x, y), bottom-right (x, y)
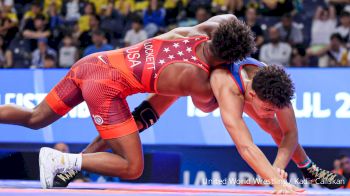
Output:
top-left (250, 92), bottom-right (277, 119)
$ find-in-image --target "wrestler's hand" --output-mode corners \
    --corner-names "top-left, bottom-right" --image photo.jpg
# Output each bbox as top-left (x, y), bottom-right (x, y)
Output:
top-left (272, 180), bottom-right (304, 194)
top-left (275, 167), bottom-right (288, 180)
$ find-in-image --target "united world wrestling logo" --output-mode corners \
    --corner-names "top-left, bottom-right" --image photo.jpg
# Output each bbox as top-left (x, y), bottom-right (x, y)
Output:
top-left (93, 115), bottom-right (104, 125)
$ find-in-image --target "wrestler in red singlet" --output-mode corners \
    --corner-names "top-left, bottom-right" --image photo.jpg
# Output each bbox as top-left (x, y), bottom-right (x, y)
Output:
top-left (45, 36), bottom-right (210, 139)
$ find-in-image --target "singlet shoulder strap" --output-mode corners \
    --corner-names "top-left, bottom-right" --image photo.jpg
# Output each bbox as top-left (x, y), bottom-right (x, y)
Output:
top-left (225, 58), bottom-right (267, 95)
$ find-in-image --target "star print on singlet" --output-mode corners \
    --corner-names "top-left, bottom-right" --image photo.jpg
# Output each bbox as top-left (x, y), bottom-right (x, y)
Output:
top-left (123, 36), bottom-right (210, 92)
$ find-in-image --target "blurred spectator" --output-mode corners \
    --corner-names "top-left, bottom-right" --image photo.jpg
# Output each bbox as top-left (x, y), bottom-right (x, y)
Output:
top-left (0, 0), bottom-right (346, 69)
top-left (219, 0), bottom-right (245, 16)
top-left (245, 7), bottom-right (263, 58)
top-left (89, 0), bottom-right (109, 14)
top-left (134, 0), bottom-right (149, 12)
top-left (100, 2), bottom-right (125, 43)
top-left (143, 0), bottom-right (166, 37)
top-left (178, 6), bottom-right (211, 27)
top-left (326, 0), bottom-right (350, 15)
top-left (43, 53), bottom-right (57, 68)
top-left (0, 36), bottom-right (6, 68)
top-left (0, 0), bottom-right (14, 8)
top-left (124, 16), bottom-right (147, 46)
top-left (333, 158), bottom-right (342, 174)
top-left (83, 30), bottom-right (113, 56)
top-left (23, 2), bottom-right (42, 21)
top-left (47, 3), bottom-right (64, 50)
top-left (195, 6), bottom-right (211, 23)
top-left (211, 0), bottom-right (245, 17)
top-left (47, 3), bottom-right (63, 30)
top-left (0, 8), bottom-right (19, 49)
top-left (54, 142), bottom-right (70, 153)
top-left (43, 0), bottom-right (62, 14)
top-left (334, 10), bottom-right (350, 48)
top-left (260, 0), bottom-right (294, 16)
top-left (5, 34), bottom-right (32, 68)
top-left (62, 0), bottom-right (81, 22)
top-left (259, 27), bottom-right (292, 66)
top-left (340, 155), bottom-right (350, 188)
top-left (114, 0), bottom-right (135, 16)
top-left (186, 0), bottom-right (211, 18)
top-left (0, 2), bottom-right (18, 24)
top-left (78, 2), bottom-right (96, 33)
top-left (79, 14), bottom-right (101, 48)
top-left (308, 6), bottom-right (337, 67)
top-left (307, 33), bottom-right (350, 67)
top-left (59, 35), bottom-right (78, 68)
top-left (290, 47), bottom-right (308, 67)
top-left (164, 0), bottom-right (186, 25)
top-left (311, 6), bottom-right (337, 46)
top-left (31, 38), bottom-right (57, 68)
top-left (23, 14), bottom-right (51, 50)
top-left (71, 22), bottom-right (81, 44)
top-left (274, 13), bottom-right (303, 46)
top-left (212, 0), bottom-right (226, 14)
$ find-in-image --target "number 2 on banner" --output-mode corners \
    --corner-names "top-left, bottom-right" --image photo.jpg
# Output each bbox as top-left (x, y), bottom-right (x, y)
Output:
top-left (336, 92), bottom-right (350, 118)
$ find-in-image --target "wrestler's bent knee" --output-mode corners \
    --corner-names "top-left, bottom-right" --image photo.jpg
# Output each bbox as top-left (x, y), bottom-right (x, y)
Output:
top-left (122, 165), bottom-right (144, 180)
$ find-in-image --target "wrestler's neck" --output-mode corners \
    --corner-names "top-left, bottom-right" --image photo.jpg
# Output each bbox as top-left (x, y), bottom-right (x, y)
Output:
top-left (242, 68), bottom-right (257, 103)
top-left (201, 41), bottom-right (226, 67)
top-left (244, 81), bottom-right (254, 103)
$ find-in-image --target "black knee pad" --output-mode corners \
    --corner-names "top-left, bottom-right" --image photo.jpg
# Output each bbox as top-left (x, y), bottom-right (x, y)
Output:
top-left (132, 101), bottom-right (159, 133)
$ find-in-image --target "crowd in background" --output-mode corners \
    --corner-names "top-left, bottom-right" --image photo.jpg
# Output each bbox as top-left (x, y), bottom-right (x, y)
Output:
top-left (333, 155), bottom-right (350, 188)
top-left (0, 0), bottom-right (350, 69)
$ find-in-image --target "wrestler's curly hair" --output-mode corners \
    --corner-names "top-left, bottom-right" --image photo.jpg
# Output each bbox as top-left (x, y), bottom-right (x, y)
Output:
top-left (212, 19), bottom-right (256, 63)
top-left (252, 65), bottom-right (295, 109)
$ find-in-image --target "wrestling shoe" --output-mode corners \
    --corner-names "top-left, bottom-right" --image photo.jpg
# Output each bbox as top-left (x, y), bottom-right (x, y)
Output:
top-left (300, 162), bottom-right (346, 189)
top-left (39, 147), bottom-right (67, 189)
top-left (53, 170), bottom-right (79, 187)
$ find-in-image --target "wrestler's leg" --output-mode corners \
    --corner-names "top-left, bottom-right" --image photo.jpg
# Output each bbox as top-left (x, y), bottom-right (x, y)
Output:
top-left (0, 101), bottom-right (61, 130)
top-left (0, 71), bottom-right (82, 130)
top-left (82, 131), bottom-right (143, 179)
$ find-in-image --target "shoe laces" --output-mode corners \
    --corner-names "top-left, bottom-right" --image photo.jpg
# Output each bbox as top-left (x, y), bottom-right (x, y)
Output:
top-left (56, 170), bottom-right (78, 182)
top-left (307, 164), bottom-right (337, 182)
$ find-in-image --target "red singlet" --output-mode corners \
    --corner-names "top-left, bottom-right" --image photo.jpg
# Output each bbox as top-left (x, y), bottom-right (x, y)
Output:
top-left (45, 35), bottom-right (209, 139)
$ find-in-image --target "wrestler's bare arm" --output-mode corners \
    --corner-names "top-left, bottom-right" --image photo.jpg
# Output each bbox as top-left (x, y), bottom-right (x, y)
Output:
top-left (244, 103), bottom-right (298, 170)
top-left (210, 68), bottom-right (282, 183)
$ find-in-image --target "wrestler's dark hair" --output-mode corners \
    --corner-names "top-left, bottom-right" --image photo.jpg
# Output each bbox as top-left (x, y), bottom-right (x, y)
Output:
top-left (252, 65), bottom-right (295, 109)
top-left (212, 19), bottom-right (256, 62)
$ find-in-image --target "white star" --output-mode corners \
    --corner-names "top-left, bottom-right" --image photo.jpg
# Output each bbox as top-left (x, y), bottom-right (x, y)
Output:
top-left (168, 55), bottom-right (175, 60)
top-left (183, 40), bottom-right (190, 44)
top-left (159, 59), bottom-right (165, 65)
top-left (177, 51), bottom-right (184, 56)
top-left (191, 56), bottom-right (197, 61)
top-left (199, 63), bottom-right (203, 67)
top-left (173, 43), bottom-right (180, 48)
top-left (183, 58), bottom-right (189, 62)
top-left (195, 37), bottom-right (200, 41)
top-left (163, 47), bottom-right (170, 53)
top-left (186, 47), bottom-right (192, 53)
